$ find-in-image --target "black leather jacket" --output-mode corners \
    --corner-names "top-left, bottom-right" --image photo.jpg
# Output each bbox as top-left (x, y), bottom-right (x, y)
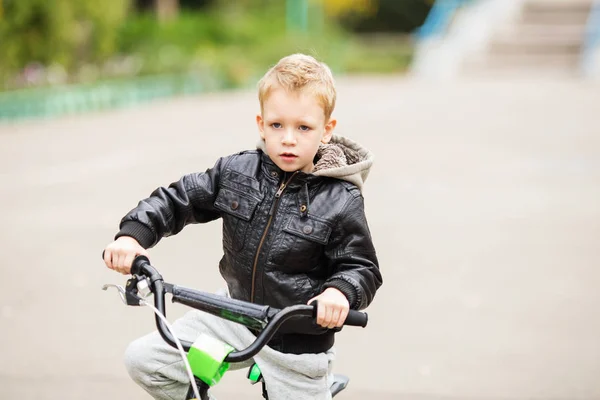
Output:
top-left (116, 147), bottom-right (382, 353)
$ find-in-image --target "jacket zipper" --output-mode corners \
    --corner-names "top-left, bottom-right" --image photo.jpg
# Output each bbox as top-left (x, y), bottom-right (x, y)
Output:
top-left (250, 171), bottom-right (298, 302)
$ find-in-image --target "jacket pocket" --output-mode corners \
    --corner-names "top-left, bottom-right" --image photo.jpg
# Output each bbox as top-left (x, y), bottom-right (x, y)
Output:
top-left (214, 187), bottom-right (260, 251)
top-left (273, 215), bottom-right (332, 271)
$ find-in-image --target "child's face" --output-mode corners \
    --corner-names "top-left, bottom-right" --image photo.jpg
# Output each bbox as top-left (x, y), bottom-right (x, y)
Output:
top-left (256, 86), bottom-right (336, 173)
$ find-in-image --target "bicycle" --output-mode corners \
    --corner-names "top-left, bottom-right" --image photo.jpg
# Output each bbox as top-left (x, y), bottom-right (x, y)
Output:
top-left (102, 254), bottom-right (369, 400)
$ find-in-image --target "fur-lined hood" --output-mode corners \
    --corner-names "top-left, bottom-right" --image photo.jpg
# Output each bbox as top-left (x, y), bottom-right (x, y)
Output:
top-left (257, 135), bottom-right (374, 192)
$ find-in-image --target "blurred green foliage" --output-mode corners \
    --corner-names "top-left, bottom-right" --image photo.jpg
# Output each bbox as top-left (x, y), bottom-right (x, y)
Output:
top-left (338, 0), bottom-right (433, 33)
top-left (0, 0), bottom-right (130, 85)
top-left (0, 0), bottom-right (418, 92)
top-left (117, 1), bottom-right (415, 87)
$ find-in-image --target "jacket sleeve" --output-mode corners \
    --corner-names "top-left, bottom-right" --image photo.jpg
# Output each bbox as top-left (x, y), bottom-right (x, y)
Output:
top-left (114, 156), bottom-right (229, 249)
top-left (322, 194), bottom-right (383, 310)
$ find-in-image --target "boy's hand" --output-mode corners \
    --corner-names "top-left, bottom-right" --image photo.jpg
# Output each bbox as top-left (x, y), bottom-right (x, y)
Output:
top-left (308, 287), bottom-right (350, 329)
top-left (103, 236), bottom-right (148, 275)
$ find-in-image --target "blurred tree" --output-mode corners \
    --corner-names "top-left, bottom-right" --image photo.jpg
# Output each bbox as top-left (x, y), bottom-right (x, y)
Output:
top-left (135, 0), bottom-right (215, 11)
top-left (0, 0), bottom-right (131, 85)
top-left (333, 0), bottom-right (433, 33)
top-left (155, 0), bottom-right (179, 22)
top-left (322, 0), bottom-right (377, 18)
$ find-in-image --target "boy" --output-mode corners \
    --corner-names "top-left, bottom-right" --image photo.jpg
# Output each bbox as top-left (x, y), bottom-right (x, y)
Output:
top-left (103, 53), bottom-right (382, 400)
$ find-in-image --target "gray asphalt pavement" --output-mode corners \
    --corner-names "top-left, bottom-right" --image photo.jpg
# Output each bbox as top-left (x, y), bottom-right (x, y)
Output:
top-left (1, 76), bottom-right (599, 400)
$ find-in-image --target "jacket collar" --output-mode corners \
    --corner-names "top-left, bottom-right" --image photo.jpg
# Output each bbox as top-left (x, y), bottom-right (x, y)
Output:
top-left (256, 134), bottom-right (374, 193)
top-left (259, 152), bottom-right (316, 188)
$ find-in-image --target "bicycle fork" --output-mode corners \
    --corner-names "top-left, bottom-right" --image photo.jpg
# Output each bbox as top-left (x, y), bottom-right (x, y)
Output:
top-left (186, 377), bottom-right (210, 400)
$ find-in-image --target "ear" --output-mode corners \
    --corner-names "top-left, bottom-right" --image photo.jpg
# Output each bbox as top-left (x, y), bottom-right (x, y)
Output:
top-left (256, 114), bottom-right (265, 140)
top-left (321, 118), bottom-right (336, 144)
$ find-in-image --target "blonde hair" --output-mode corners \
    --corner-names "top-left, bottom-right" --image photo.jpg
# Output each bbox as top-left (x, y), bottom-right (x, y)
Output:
top-left (258, 54), bottom-right (337, 120)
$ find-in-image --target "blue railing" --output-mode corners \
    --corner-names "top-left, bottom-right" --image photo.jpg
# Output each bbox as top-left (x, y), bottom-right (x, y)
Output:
top-left (415, 0), bottom-right (471, 40)
top-left (0, 73), bottom-right (219, 121)
top-left (581, 0), bottom-right (600, 77)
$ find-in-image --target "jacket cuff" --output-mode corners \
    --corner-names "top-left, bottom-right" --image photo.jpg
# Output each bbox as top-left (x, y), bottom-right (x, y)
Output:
top-left (323, 279), bottom-right (359, 309)
top-left (115, 222), bottom-right (155, 249)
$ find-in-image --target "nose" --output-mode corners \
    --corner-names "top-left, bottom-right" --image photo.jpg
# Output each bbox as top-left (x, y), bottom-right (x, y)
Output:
top-left (281, 128), bottom-right (296, 145)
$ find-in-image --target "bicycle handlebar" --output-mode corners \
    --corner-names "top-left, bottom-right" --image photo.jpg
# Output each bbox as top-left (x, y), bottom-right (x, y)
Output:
top-left (104, 254), bottom-right (368, 362)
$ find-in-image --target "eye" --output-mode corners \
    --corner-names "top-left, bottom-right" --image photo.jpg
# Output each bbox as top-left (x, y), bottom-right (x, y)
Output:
top-left (299, 125), bottom-right (311, 132)
top-left (271, 122), bottom-right (282, 129)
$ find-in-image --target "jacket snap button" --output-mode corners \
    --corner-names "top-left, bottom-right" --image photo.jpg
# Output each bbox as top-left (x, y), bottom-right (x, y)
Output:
top-left (231, 201), bottom-right (239, 210)
top-left (300, 205), bottom-right (307, 213)
top-left (302, 225), bottom-right (313, 235)
top-left (270, 171), bottom-right (278, 177)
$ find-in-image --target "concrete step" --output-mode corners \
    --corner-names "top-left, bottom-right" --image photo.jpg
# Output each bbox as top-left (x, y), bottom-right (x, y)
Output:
top-left (461, 64), bottom-right (579, 78)
top-left (520, 13), bottom-right (590, 26)
top-left (497, 22), bottom-right (587, 41)
top-left (462, 52), bottom-right (580, 76)
top-left (519, 1), bottom-right (592, 25)
top-left (488, 36), bottom-right (583, 55)
top-left (460, 66), bottom-right (580, 78)
top-left (523, 0), bottom-right (593, 14)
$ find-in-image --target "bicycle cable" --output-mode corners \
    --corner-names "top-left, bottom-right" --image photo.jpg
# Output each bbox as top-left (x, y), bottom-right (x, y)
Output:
top-left (139, 298), bottom-right (201, 400)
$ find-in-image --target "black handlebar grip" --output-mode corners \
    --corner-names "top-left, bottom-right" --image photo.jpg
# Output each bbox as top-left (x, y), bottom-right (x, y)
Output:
top-left (344, 309), bottom-right (368, 328)
top-left (101, 251), bottom-right (150, 276)
top-left (130, 255), bottom-right (150, 276)
top-left (310, 301), bottom-right (368, 328)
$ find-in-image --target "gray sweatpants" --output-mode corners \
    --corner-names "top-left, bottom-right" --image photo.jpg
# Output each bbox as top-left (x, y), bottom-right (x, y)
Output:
top-left (124, 308), bottom-right (335, 400)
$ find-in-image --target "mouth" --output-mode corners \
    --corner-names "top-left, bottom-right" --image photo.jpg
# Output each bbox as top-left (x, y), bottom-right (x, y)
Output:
top-left (279, 153), bottom-right (298, 163)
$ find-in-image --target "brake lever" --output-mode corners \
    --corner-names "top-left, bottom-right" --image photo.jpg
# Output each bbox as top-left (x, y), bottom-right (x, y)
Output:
top-left (103, 275), bottom-right (150, 306)
top-left (102, 284), bottom-right (131, 305)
